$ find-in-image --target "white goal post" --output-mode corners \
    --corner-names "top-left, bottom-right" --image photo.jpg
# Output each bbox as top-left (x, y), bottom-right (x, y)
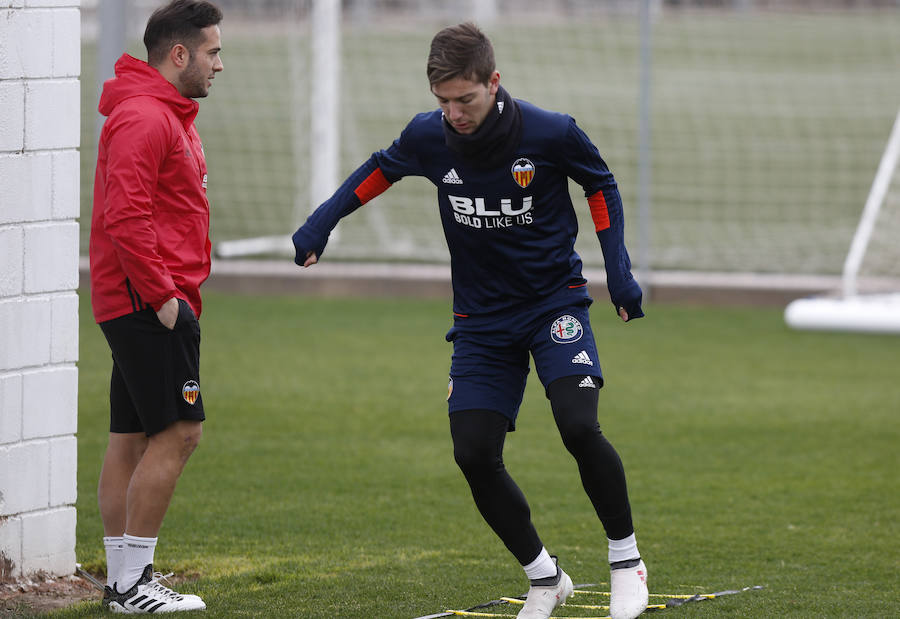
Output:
top-left (214, 0), bottom-right (341, 259)
top-left (784, 107), bottom-right (900, 334)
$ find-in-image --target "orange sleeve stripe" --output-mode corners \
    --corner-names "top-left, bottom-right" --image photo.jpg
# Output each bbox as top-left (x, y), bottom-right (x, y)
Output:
top-left (353, 168), bottom-right (391, 205)
top-left (588, 191), bottom-right (611, 232)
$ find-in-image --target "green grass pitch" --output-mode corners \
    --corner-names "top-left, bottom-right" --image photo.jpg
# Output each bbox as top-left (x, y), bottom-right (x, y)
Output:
top-left (55, 291), bottom-right (899, 617)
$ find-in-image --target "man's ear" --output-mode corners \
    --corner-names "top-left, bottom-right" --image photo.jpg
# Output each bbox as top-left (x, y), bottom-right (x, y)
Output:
top-left (170, 43), bottom-right (190, 69)
top-left (488, 71), bottom-right (501, 95)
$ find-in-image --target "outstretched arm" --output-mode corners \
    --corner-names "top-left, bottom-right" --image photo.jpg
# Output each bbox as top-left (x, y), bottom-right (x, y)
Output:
top-left (563, 117), bottom-right (644, 321)
top-left (292, 159), bottom-right (392, 267)
top-left (293, 128), bottom-right (424, 267)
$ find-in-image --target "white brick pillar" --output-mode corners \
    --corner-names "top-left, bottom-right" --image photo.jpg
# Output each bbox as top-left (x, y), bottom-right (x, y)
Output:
top-left (0, 0), bottom-right (81, 580)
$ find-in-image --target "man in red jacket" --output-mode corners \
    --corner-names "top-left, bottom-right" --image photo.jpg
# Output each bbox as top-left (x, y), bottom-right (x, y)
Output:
top-left (89, 0), bottom-right (223, 612)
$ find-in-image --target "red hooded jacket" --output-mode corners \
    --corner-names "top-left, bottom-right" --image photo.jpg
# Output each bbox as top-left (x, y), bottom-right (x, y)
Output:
top-left (90, 54), bottom-right (211, 323)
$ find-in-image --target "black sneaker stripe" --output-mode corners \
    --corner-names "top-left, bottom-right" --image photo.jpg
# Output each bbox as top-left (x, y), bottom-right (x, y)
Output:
top-left (145, 601), bottom-right (167, 613)
top-left (129, 594), bottom-right (148, 605)
top-left (139, 597), bottom-right (160, 609)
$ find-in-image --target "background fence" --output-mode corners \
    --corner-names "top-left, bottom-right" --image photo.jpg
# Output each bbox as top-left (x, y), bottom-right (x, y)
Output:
top-left (80, 0), bottom-right (900, 285)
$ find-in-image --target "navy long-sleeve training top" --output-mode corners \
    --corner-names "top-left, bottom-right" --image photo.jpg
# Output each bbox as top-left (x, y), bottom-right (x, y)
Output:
top-left (293, 98), bottom-right (641, 319)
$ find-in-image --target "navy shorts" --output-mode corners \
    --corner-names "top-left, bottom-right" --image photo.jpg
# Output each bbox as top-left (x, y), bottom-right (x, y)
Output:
top-left (99, 299), bottom-right (205, 436)
top-left (446, 301), bottom-right (603, 429)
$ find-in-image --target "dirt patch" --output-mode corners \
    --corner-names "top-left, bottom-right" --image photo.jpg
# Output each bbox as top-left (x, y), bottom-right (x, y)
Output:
top-left (0, 574), bottom-right (99, 617)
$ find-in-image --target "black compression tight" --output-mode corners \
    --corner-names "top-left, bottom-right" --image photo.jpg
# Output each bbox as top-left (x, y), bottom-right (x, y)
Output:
top-left (548, 375), bottom-right (634, 540)
top-left (450, 408), bottom-right (543, 565)
top-left (449, 375), bottom-right (634, 566)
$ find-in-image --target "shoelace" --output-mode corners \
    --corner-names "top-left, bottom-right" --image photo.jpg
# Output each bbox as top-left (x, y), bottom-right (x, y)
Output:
top-left (147, 572), bottom-right (184, 601)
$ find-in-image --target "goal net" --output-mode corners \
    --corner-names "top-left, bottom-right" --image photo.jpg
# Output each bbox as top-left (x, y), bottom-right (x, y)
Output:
top-left (784, 108), bottom-right (900, 333)
top-left (80, 1), bottom-right (900, 284)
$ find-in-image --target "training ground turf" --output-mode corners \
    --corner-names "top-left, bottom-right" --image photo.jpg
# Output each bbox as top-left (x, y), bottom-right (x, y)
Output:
top-left (60, 292), bottom-right (898, 618)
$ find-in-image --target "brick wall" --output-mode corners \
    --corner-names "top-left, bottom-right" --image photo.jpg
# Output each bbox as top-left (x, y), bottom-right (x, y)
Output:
top-left (0, 0), bottom-right (81, 580)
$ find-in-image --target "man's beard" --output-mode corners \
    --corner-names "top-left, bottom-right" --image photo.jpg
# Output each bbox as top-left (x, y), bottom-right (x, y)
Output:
top-left (179, 55), bottom-right (208, 99)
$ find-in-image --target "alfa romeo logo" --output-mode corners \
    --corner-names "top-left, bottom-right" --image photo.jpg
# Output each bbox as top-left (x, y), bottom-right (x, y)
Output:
top-left (550, 315), bottom-right (583, 344)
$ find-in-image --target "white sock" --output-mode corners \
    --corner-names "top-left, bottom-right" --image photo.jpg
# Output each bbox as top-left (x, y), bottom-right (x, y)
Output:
top-left (103, 536), bottom-right (124, 588)
top-left (118, 534), bottom-right (158, 592)
top-left (608, 533), bottom-right (640, 564)
top-left (522, 547), bottom-right (558, 581)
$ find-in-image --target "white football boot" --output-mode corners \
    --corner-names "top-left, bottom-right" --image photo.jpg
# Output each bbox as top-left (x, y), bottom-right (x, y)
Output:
top-left (516, 566), bottom-right (574, 619)
top-left (609, 559), bottom-right (648, 619)
top-left (109, 564), bottom-right (206, 613)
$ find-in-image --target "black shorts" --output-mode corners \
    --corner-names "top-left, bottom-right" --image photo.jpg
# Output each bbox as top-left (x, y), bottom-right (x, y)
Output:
top-left (99, 299), bottom-right (205, 436)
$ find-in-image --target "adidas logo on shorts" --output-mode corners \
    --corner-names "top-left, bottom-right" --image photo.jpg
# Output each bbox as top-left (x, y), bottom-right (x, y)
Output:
top-left (571, 350), bottom-right (593, 366)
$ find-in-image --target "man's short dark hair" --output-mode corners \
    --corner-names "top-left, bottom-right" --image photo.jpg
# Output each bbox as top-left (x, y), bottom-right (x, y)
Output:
top-left (427, 22), bottom-right (495, 87)
top-left (144, 0), bottom-right (223, 67)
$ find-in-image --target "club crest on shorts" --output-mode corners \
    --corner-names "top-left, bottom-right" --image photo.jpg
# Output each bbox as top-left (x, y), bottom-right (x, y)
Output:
top-left (550, 315), bottom-right (583, 343)
top-left (447, 377), bottom-right (454, 401)
top-left (511, 158), bottom-right (535, 188)
top-left (182, 380), bottom-right (200, 405)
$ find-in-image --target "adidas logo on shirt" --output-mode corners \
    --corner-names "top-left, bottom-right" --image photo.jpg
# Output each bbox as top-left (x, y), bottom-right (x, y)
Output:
top-left (572, 350), bottom-right (594, 366)
top-left (442, 168), bottom-right (463, 184)
top-left (578, 376), bottom-right (597, 389)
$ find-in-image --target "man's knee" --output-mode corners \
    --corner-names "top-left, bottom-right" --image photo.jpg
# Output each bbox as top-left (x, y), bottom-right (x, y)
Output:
top-left (558, 418), bottom-right (604, 457)
top-left (450, 410), bottom-right (507, 477)
top-left (453, 437), bottom-right (499, 476)
top-left (106, 432), bottom-right (150, 465)
top-left (177, 421), bottom-right (203, 456)
top-left (549, 375), bottom-right (603, 450)
top-left (152, 420), bottom-right (202, 460)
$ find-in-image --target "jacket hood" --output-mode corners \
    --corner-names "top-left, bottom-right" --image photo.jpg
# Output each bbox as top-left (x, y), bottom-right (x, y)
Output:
top-left (98, 54), bottom-right (198, 124)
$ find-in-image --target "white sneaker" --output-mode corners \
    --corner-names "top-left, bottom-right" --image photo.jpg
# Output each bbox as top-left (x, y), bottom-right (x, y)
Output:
top-left (609, 559), bottom-right (648, 619)
top-left (109, 564), bottom-right (206, 613)
top-left (516, 567), bottom-right (574, 619)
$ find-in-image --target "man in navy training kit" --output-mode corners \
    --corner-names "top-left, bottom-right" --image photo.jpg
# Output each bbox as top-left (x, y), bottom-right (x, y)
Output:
top-left (293, 22), bottom-right (649, 619)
